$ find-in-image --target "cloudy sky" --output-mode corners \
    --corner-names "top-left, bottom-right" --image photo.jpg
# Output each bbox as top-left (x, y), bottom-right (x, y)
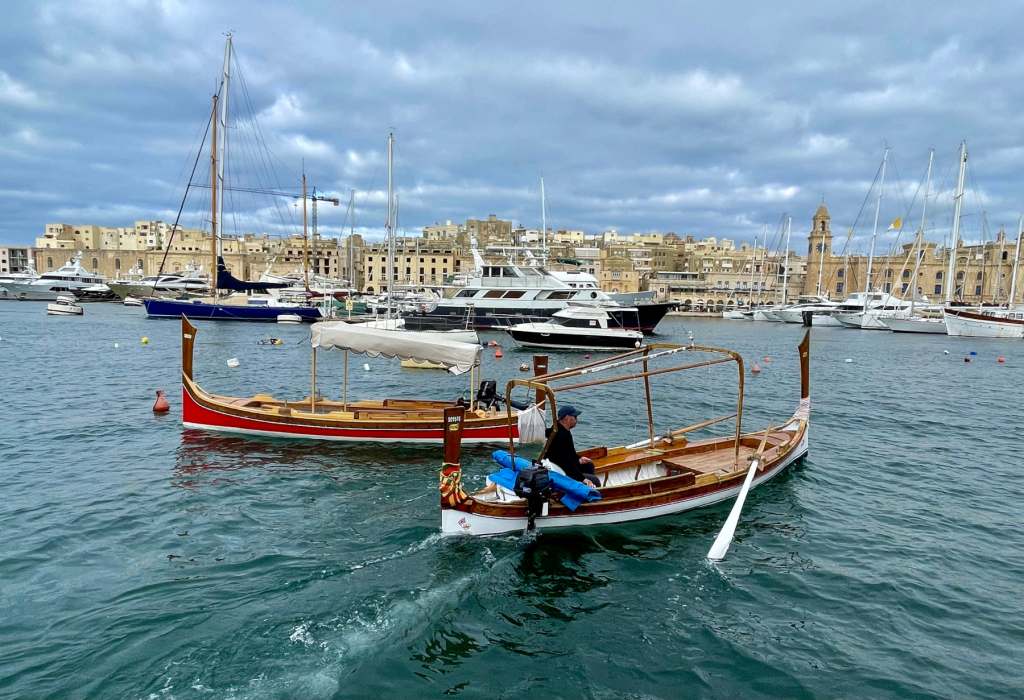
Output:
top-left (2, 1), bottom-right (1022, 254)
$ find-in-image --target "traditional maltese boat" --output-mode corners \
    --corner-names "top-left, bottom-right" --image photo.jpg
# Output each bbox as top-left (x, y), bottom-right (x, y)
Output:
top-left (439, 332), bottom-right (810, 544)
top-left (180, 316), bottom-right (522, 443)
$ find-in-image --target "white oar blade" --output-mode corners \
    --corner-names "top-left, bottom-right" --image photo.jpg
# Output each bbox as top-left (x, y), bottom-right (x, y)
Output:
top-left (707, 459), bottom-right (760, 561)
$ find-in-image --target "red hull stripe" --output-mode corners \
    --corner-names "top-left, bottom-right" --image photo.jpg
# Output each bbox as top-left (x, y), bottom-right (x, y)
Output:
top-left (182, 386), bottom-right (516, 442)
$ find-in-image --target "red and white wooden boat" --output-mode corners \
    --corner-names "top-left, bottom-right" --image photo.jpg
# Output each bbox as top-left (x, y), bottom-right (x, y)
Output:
top-left (180, 316), bottom-right (521, 443)
top-left (439, 333), bottom-right (810, 536)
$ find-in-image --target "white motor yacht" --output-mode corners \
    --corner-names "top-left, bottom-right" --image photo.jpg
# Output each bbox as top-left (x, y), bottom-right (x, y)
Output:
top-left (773, 295), bottom-right (841, 324)
top-left (3, 253), bottom-right (109, 301)
top-left (507, 305), bottom-right (644, 351)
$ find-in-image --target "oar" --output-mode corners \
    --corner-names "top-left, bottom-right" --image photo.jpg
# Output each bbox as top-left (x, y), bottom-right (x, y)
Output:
top-left (707, 429), bottom-right (771, 562)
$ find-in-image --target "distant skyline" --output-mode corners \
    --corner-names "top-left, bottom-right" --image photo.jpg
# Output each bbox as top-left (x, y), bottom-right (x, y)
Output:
top-left (2, 1), bottom-right (1023, 254)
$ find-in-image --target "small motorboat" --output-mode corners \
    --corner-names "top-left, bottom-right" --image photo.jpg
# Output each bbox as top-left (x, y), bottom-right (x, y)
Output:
top-left (276, 313), bottom-right (303, 324)
top-left (123, 296), bottom-right (144, 307)
top-left (507, 305), bottom-right (644, 351)
top-left (47, 295), bottom-right (84, 316)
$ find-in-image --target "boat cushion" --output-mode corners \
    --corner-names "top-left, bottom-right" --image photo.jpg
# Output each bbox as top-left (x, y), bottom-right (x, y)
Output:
top-left (490, 450), bottom-right (601, 511)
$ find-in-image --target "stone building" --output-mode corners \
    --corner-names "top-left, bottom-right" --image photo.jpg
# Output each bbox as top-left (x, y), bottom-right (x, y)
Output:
top-left (466, 215), bottom-right (513, 246)
top-left (361, 238), bottom-right (467, 293)
top-left (802, 203), bottom-right (1021, 304)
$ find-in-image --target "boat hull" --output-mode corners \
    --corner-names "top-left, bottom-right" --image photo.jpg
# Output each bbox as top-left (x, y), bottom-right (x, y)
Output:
top-left (943, 309), bottom-right (1024, 338)
top-left (403, 301), bottom-right (672, 334)
top-left (507, 328), bottom-right (643, 351)
top-left (880, 316), bottom-right (947, 334)
top-left (182, 378), bottom-right (516, 444)
top-left (145, 298), bottom-right (321, 321)
top-left (442, 421), bottom-right (808, 536)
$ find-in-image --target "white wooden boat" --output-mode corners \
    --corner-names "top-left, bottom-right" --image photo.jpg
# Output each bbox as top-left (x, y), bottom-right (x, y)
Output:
top-left (943, 308), bottom-right (1024, 338)
top-left (439, 333), bottom-right (811, 536)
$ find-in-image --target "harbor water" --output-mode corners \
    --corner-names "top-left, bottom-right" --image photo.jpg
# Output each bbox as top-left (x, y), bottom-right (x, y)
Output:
top-left (0, 303), bottom-right (1021, 699)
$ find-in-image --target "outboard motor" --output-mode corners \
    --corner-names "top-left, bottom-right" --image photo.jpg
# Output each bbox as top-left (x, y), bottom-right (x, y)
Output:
top-left (475, 380), bottom-right (499, 410)
top-left (513, 463), bottom-right (552, 531)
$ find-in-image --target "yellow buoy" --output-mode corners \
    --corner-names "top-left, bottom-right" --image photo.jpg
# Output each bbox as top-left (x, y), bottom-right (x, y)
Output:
top-left (141, 336), bottom-right (149, 345)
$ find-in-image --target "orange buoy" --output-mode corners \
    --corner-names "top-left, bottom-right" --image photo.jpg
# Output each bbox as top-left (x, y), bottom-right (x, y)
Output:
top-left (997, 356), bottom-right (1006, 363)
top-left (495, 348), bottom-right (504, 358)
top-left (763, 356), bottom-right (772, 363)
top-left (153, 389), bottom-right (170, 413)
top-left (751, 363), bottom-right (761, 374)
top-left (488, 340), bottom-right (498, 347)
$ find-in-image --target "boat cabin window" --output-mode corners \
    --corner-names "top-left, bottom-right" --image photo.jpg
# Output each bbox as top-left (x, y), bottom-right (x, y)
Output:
top-left (484, 290), bottom-right (505, 299)
top-left (545, 291), bottom-right (574, 300)
top-left (502, 290), bottom-right (525, 299)
top-left (455, 289), bottom-right (478, 298)
top-left (560, 318), bottom-right (599, 328)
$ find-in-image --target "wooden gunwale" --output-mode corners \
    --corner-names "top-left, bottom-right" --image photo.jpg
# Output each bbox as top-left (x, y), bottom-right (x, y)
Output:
top-left (458, 418), bottom-right (806, 519)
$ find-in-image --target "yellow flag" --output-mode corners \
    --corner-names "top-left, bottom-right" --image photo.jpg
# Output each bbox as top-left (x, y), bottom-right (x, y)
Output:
top-left (887, 217), bottom-right (903, 231)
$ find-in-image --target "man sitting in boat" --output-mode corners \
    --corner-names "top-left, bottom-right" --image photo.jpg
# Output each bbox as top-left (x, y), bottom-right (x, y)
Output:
top-left (544, 405), bottom-right (600, 488)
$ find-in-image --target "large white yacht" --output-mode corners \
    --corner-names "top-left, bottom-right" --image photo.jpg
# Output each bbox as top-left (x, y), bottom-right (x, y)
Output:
top-left (772, 295), bottom-right (842, 324)
top-left (831, 292), bottom-right (916, 329)
top-left (0, 262), bottom-right (41, 300)
top-left (108, 263), bottom-right (210, 300)
top-left (1, 253), bottom-right (109, 301)
top-left (402, 261), bottom-right (671, 333)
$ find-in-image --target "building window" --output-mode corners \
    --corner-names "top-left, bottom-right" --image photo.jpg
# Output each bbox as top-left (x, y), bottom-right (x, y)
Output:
top-left (975, 285), bottom-right (982, 295)
top-left (836, 283), bottom-right (844, 294)
top-left (956, 271), bottom-right (964, 280)
top-left (92, 258), bottom-right (98, 269)
top-left (902, 269), bottom-right (910, 279)
top-left (137, 259), bottom-right (143, 269)
top-left (115, 259), bottom-right (121, 270)
top-left (934, 285), bottom-right (942, 295)
top-left (976, 271), bottom-right (982, 280)
top-left (47, 257), bottom-right (53, 269)
top-left (901, 283), bottom-right (908, 293)
top-left (837, 269), bottom-right (844, 278)
top-left (936, 271), bottom-right (943, 280)
top-left (884, 282), bottom-right (891, 292)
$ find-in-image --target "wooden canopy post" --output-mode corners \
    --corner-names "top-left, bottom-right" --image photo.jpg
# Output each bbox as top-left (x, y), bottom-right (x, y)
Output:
top-left (532, 355), bottom-right (548, 406)
top-left (310, 346), bottom-right (318, 412)
top-left (733, 352), bottom-right (745, 464)
top-left (342, 349), bottom-right (349, 410)
top-left (642, 346), bottom-right (656, 446)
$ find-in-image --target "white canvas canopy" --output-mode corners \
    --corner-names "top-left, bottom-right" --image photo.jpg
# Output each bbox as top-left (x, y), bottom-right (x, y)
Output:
top-left (311, 321), bottom-right (481, 375)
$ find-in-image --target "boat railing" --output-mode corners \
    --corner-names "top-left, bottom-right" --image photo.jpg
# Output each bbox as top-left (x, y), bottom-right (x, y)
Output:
top-left (502, 342), bottom-right (746, 466)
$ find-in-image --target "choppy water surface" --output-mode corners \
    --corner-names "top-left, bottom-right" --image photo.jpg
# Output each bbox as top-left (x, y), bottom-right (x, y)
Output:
top-left (1, 302), bottom-right (1021, 699)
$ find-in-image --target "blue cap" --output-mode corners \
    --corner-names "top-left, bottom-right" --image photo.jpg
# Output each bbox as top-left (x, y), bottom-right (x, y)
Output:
top-left (557, 405), bottom-right (581, 419)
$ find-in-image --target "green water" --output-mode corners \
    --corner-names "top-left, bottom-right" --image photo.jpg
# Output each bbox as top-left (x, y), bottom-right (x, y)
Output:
top-left (0, 303), bottom-right (1020, 698)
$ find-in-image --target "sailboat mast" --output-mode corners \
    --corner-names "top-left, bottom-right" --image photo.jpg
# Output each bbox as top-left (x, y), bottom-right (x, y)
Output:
top-left (386, 131), bottom-right (395, 319)
top-left (540, 176), bottom-right (547, 266)
top-left (1009, 217), bottom-right (1023, 307)
top-left (348, 189), bottom-right (356, 287)
top-left (864, 147), bottom-right (889, 311)
top-left (749, 235), bottom-right (757, 306)
top-left (946, 141), bottom-right (968, 303)
top-left (908, 149), bottom-right (934, 315)
top-left (210, 94), bottom-right (219, 299)
top-left (217, 34), bottom-right (231, 269)
top-left (781, 216), bottom-right (792, 305)
top-left (302, 173), bottom-right (309, 290)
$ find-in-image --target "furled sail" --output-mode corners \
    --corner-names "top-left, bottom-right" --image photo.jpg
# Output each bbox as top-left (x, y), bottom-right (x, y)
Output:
top-left (215, 257), bottom-right (289, 292)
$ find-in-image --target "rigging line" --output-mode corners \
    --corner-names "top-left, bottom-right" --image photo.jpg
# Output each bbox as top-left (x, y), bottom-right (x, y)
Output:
top-left (156, 102), bottom-right (214, 279)
top-left (234, 56), bottom-right (296, 232)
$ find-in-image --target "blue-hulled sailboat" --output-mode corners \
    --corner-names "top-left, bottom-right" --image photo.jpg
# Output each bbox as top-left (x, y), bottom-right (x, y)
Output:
top-left (143, 35), bottom-right (322, 323)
